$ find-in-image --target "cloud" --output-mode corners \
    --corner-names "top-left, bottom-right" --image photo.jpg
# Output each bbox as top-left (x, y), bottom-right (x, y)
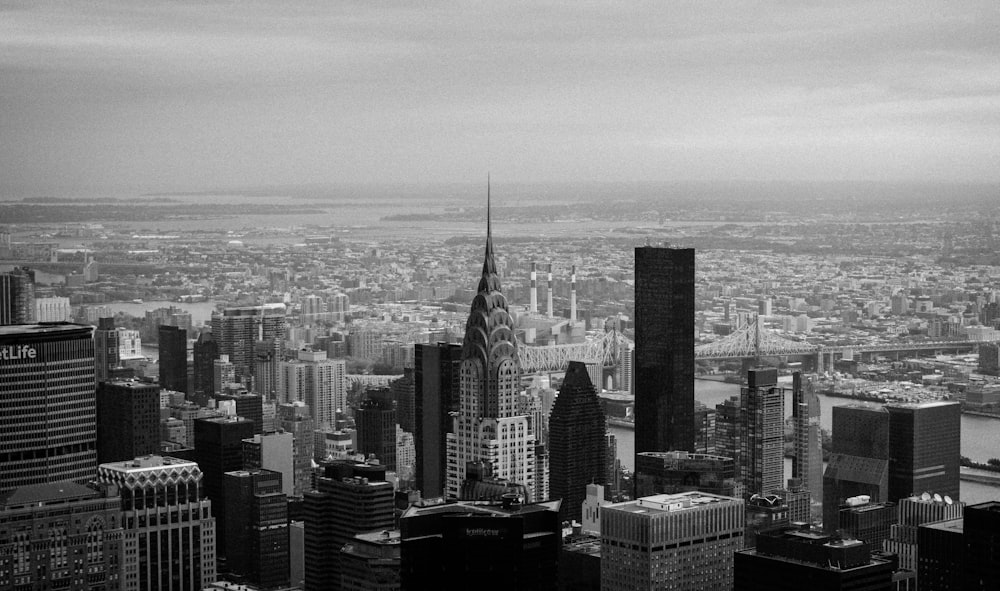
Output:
top-left (0, 0), bottom-right (998, 195)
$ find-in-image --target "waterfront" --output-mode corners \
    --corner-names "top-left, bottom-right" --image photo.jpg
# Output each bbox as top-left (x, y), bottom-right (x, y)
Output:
top-left (608, 378), bottom-right (1000, 503)
top-left (105, 299), bottom-right (221, 326)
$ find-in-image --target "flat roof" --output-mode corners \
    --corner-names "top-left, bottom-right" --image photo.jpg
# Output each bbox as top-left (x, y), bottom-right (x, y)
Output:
top-left (0, 322), bottom-right (93, 339)
top-left (923, 517), bottom-right (964, 534)
top-left (614, 492), bottom-right (738, 515)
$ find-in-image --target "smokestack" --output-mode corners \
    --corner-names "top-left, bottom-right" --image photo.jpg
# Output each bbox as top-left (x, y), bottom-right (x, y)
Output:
top-left (547, 264), bottom-right (554, 319)
top-left (570, 264), bottom-right (577, 324)
top-left (530, 262), bottom-right (538, 314)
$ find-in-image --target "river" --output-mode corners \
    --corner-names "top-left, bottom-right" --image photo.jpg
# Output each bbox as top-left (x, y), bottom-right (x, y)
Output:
top-left (104, 299), bottom-right (222, 327)
top-left (608, 378), bottom-right (1000, 504)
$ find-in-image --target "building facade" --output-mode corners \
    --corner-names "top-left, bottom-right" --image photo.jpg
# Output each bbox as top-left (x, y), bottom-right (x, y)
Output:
top-left (210, 304), bottom-right (286, 387)
top-left (633, 247), bottom-right (695, 458)
top-left (0, 323), bottom-right (97, 493)
top-left (413, 342), bottom-right (462, 499)
top-left (279, 349), bottom-right (346, 430)
top-left (96, 380), bottom-right (160, 464)
top-left (158, 324), bottom-right (188, 394)
top-left (222, 469), bottom-right (289, 589)
top-left (740, 368), bottom-right (785, 498)
top-left (0, 267), bottom-right (35, 325)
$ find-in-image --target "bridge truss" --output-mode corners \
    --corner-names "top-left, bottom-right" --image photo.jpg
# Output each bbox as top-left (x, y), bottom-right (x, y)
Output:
top-left (694, 316), bottom-right (818, 359)
top-left (519, 329), bottom-right (632, 374)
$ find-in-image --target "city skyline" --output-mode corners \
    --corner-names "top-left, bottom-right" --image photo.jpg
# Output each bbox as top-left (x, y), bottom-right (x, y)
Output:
top-left (2, 1), bottom-right (999, 199)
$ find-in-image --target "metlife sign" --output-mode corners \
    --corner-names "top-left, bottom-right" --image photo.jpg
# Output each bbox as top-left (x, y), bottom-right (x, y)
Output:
top-left (0, 345), bottom-right (38, 361)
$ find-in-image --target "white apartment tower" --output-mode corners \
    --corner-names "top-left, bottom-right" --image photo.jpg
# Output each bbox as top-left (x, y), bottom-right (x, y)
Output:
top-left (445, 193), bottom-right (535, 501)
top-left (279, 349), bottom-right (346, 430)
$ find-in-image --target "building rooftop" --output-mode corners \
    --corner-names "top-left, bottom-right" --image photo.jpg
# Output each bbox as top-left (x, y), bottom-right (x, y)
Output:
top-left (923, 517), bottom-right (964, 534)
top-left (99, 455), bottom-right (198, 473)
top-left (355, 529), bottom-right (402, 545)
top-left (401, 499), bottom-right (562, 519)
top-left (614, 491), bottom-right (738, 515)
top-left (0, 481), bottom-right (98, 507)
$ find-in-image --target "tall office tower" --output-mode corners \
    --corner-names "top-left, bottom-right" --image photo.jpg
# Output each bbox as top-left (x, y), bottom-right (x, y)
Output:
top-left (277, 401), bottom-right (316, 497)
top-left (400, 496), bottom-right (562, 591)
top-left (792, 373), bottom-right (823, 503)
top-left (158, 324), bottom-right (188, 393)
top-left (885, 401), bottom-right (960, 502)
top-left (213, 355), bottom-right (236, 394)
top-left (601, 492), bottom-right (744, 591)
top-left (341, 530), bottom-right (402, 590)
top-left (823, 405), bottom-right (890, 531)
top-left (96, 380), bottom-right (160, 463)
top-left (693, 400), bottom-right (715, 453)
top-left (633, 246), bottom-right (695, 459)
top-left (634, 451), bottom-right (736, 498)
top-left (837, 497), bottom-right (897, 550)
top-left (735, 525), bottom-right (896, 591)
top-left (390, 367), bottom-right (415, 434)
top-left (414, 342), bottom-right (462, 498)
top-left (885, 493), bottom-right (964, 573)
top-left (917, 517), bottom-right (964, 591)
top-left (963, 502), bottom-right (1000, 590)
top-left (211, 303), bottom-right (286, 386)
top-left (253, 338), bottom-right (280, 399)
top-left (97, 455), bottom-right (218, 590)
top-left (0, 266), bottom-right (35, 324)
top-left (193, 416), bottom-right (256, 567)
top-left (0, 323), bottom-right (97, 493)
top-left (740, 368), bottom-right (785, 497)
top-left (304, 460), bottom-right (394, 591)
top-left (94, 317), bottom-right (120, 382)
top-left (615, 342), bottom-right (634, 394)
top-left (356, 395), bottom-right (397, 470)
top-left (549, 361), bottom-right (607, 522)
top-left (279, 349), bottom-right (346, 430)
top-left (223, 469), bottom-right (290, 589)
top-left (215, 390), bottom-right (264, 434)
top-left (34, 296), bottom-right (71, 322)
top-left (0, 481), bottom-right (124, 590)
top-left (445, 207), bottom-right (535, 501)
top-left (192, 330), bottom-right (219, 404)
top-left (242, 431), bottom-right (295, 496)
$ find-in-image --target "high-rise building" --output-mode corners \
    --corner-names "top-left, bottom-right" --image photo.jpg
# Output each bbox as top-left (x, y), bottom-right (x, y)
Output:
top-left (356, 394), bottom-right (397, 470)
top-left (223, 468), bottom-right (289, 589)
top-left (390, 367), bottom-right (415, 434)
top-left (193, 416), bottom-right (256, 567)
top-left (277, 401), bottom-right (315, 497)
top-left (963, 502), bottom-right (1000, 590)
top-left (917, 517), bottom-right (964, 591)
top-left (193, 330), bottom-right (219, 404)
top-left (601, 492), bottom-right (744, 591)
top-left (633, 246), bottom-right (695, 459)
top-left (96, 380), bottom-right (160, 464)
top-left (241, 431), bottom-right (295, 496)
top-left (0, 481), bottom-right (124, 590)
top-left (211, 304), bottom-right (286, 386)
top-left (837, 497), bottom-right (897, 550)
top-left (885, 492), bottom-right (964, 573)
top-left (792, 373), bottom-right (823, 504)
top-left (214, 390), bottom-right (264, 434)
top-left (98, 455), bottom-right (217, 590)
top-left (413, 341), bottom-right (462, 499)
top-left (445, 204), bottom-right (535, 500)
top-left (549, 361), bottom-right (607, 522)
top-left (158, 324), bottom-right (188, 393)
top-left (0, 323), bottom-right (97, 493)
top-left (735, 525), bottom-right (896, 591)
top-left (214, 355), bottom-right (236, 394)
top-left (0, 266), bottom-right (35, 325)
top-left (400, 496), bottom-right (562, 591)
top-left (253, 338), bottom-right (281, 399)
top-left (823, 405), bottom-right (890, 530)
top-left (740, 368), bottom-right (785, 497)
top-left (304, 460), bottom-right (394, 591)
top-left (95, 317), bottom-right (121, 382)
top-left (279, 349), bottom-right (346, 430)
top-left (34, 296), bottom-right (71, 322)
top-left (634, 451), bottom-right (736, 498)
top-left (714, 394), bottom-right (740, 468)
top-left (885, 401), bottom-right (960, 503)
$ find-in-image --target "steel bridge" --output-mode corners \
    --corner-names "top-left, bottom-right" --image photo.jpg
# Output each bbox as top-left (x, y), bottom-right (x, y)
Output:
top-left (518, 329), bottom-right (632, 374)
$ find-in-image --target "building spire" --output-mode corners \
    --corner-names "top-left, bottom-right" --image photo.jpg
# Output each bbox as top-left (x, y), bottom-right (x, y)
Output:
top-left (482, 174), bottom-right (496, 276)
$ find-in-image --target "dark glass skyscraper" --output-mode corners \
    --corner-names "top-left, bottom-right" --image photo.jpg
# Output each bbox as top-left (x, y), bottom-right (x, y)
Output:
top-left (192, 330), bottom-right (219, 404)
top-left (96, 380), bottom-right (160, 464)
top-left (548, 361), bottom-right (607, 522)
top-left (356, 394), bottom-right (398, 470)
top-left (634, 247), bottom-right (695, 460)
top-left (224, 468), bottom-right (290, 589)
top-left (0, 323), bottom-right (97, 493)
top-left (413, 342), bottom-right (462, 499)
top-left (885, 401), bottom-right (960, 502)
top-left (0, 267), bottom-right (35, 325)
top-left (158, 324), bottom-right (188, 393)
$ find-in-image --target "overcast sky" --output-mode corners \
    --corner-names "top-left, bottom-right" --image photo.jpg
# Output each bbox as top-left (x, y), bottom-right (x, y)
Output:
top-left (1, 1), bottom-right (998, 197)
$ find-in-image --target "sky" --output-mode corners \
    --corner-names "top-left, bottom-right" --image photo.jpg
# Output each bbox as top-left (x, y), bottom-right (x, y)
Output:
top-left (1, 0), bottom-right (998, 197)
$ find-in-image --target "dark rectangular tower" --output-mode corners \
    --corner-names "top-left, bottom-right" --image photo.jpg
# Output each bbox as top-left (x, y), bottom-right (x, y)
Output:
top-left (96, 380), bottom-right (160, 464)
top-left (634, 246), bottom-right (695, 459)
top-left (885, 401), bottom-right (960, 503)
top-left (414, 342), bottom-right (462, 498)
top-left (158, 324), bottom-right (188, 394)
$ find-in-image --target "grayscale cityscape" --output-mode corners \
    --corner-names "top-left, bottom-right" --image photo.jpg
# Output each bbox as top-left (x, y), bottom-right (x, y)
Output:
top-left (2, 2), bottom-right (998, 590)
